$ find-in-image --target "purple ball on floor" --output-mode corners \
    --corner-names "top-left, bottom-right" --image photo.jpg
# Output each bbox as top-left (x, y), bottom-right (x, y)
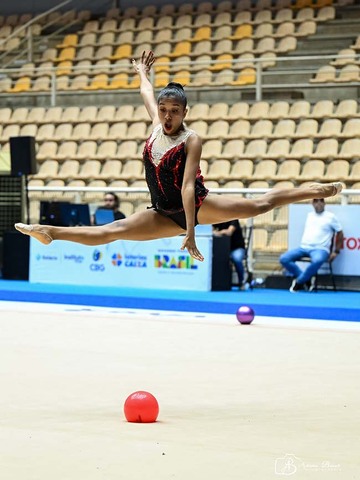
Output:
top-left (236, 305), bottom-right (255, 324)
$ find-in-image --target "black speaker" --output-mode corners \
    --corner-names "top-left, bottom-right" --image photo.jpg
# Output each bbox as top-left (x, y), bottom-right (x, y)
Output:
top-left (2, 231), bottom-right (30, 280)
top-left (10, 136), bottom-right (37, 176)
top-left (211, 235), bottom-right (232, 291)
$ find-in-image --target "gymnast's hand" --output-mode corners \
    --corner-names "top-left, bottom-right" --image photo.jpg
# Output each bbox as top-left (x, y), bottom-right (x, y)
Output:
top-left (180, 233), bottom-right (204, 262)
top-left (132, 50), bottom-right (155, 75)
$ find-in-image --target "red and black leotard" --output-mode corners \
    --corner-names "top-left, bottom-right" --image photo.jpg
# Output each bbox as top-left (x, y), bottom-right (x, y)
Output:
top-left (143, 124), bottom-right (208, 229)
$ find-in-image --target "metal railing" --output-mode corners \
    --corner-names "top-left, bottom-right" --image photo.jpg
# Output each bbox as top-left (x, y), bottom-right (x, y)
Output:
top-left (26, 185), bottom-right (359, 207)
top-left (0, 0), bottom-right (73, 66)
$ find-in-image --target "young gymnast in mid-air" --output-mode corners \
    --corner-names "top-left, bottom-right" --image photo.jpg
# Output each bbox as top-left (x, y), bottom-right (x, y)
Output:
top-left (15, 51), bottom-right (343, 262)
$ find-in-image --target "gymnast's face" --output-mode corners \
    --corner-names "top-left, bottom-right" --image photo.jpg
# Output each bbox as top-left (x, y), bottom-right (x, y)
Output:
top-left (158, 98), bottom-right (187, 136)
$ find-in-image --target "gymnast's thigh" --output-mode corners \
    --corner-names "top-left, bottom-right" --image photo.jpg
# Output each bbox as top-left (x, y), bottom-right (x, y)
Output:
top-left (106, 208), bottom-right (184, 241)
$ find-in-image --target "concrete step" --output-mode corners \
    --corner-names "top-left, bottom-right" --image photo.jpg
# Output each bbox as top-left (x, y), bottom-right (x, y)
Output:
top-left (262, 70), bottom-right (313, 84)
top-left (316, 21), bottom-right (360, 36)
top-left (295, 35), bottom-right (357, 54)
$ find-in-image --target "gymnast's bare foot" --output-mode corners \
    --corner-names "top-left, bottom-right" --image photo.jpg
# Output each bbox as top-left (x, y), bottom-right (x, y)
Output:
top-left (308, 182), bottom-right (344, 199)
top-left (14, 223), bottom-right (53, 245)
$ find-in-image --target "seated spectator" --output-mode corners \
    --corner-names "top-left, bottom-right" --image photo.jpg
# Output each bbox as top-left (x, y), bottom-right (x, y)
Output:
top-left (279, 199), bottom-right (343, 292)
top-left (93, 192), bottom-right (126, 225)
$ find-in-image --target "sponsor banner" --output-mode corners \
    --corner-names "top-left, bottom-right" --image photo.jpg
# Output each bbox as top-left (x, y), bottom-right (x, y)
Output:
top-left (289, 205), bottom-right (360, 276)
top-left (30, 236), bottom-right (212, 291)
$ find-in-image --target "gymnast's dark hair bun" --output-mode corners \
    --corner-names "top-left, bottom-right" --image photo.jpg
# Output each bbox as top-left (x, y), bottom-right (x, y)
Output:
top-left (157, 82), bottom-right (187, 108)
top-left (166, 82), bottom-right (184, 90)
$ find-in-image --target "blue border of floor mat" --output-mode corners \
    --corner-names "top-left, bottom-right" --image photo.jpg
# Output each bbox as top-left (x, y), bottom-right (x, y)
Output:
top-left (0, 280), bottom-right (359, 321)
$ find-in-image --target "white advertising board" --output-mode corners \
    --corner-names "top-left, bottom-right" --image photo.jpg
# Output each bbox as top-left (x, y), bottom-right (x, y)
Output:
top-left (29, 236), bottom-right (213, 291)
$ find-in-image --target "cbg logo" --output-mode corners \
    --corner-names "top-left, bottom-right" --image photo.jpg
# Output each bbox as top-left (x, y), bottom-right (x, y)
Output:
top-left (93, 250), bottom-right (102, 261)
top-left (90, 249), bottom-right (105, 271)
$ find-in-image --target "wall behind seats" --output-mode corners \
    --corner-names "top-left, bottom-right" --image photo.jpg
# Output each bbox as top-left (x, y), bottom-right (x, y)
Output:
top-left (1, 0), bottom-right (217, 15)
top-left (1, 0), bottom-right (112, 15)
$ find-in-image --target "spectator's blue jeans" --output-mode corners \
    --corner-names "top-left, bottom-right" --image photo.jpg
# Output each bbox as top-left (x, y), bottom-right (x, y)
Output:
top-left (230, 247), bottom-right (246, 285)
top-left (279, 247), bottom-right (329, 284)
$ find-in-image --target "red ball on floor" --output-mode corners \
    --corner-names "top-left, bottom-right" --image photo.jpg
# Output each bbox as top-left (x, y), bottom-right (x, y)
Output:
top-left (124, 391), bottom-right (159, 423)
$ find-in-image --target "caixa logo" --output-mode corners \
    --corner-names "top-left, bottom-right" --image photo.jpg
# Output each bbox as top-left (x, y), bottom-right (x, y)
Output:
top-left (90, 249), bottom-right (105, 272)
top-left (342, 237), bottom-right (360, 251)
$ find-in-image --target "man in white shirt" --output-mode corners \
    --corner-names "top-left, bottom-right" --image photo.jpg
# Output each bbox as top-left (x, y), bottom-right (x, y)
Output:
top-left (279, 199), bottom-right (343, 292)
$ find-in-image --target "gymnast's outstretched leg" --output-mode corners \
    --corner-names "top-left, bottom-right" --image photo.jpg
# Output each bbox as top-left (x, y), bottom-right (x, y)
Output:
top-left (197, 182), bottom-right (343, 225)
top-left (15, 209), bottom-right (184, 245)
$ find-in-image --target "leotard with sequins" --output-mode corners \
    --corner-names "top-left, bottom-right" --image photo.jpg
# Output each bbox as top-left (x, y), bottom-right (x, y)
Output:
top-left (143, 124), bottom-right (208, 221)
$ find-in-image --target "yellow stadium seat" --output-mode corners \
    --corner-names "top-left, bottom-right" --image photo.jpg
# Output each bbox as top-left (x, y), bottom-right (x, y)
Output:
top-left (154, 57), bottom-right (170, 73)
top-left (55, 47), bottom-right (76, 62)
top-left (172, 70), bottom-right (191, 86)
top-left (169, 41), bottom-right (191, 58)
top-left (231, 67), bottom-right (256, 85)
top-left (57, 34), bottom-right (78, 48)
top-left (190, 26), bottom-right (211, 42)
top-left (127, 75), bottom-right (141, 89)
top-left (155, 71), bottom-right (170, 88)
top-left (7, 76), bottom-right (31, 92)
top-left (229, 24), bottom-right (253, 40)
top-left (104, 73), bottom-right (128, 89)
top-left (209, 54), bottom-right (233, 71)
top-left (84, 73), bottom-right (108, 90)
top-left (110, 44), bottom-right (132, 61)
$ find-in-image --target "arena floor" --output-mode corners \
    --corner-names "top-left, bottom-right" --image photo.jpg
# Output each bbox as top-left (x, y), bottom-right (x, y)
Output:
top-left (1, 300), bottom-right (359, 479)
